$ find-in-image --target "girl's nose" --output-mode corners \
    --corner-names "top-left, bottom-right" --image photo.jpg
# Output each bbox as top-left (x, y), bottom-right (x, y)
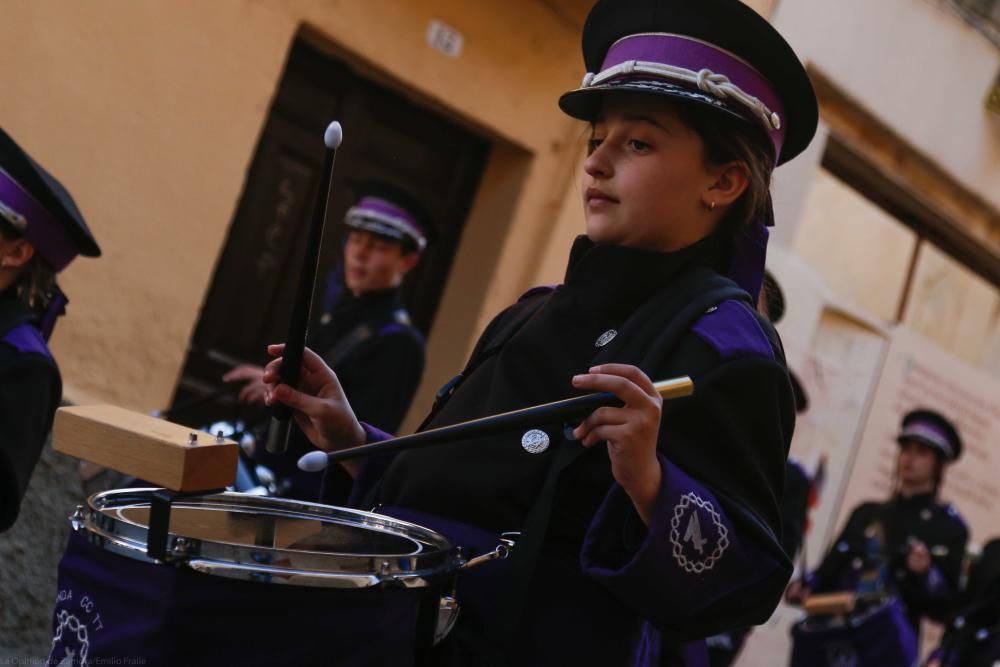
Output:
top-left (583, 143), bottom-right (612, 179)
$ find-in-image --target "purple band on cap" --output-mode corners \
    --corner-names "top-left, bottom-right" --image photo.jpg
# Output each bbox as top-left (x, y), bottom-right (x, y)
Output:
top-left (600, 33), bottom-right (787, 158)
top-left (351, 196), bottom-right (426, 245)
top-left (0, 168), bottom-right (76, 271)
top-left (900, 421), bottom-right (954, 459)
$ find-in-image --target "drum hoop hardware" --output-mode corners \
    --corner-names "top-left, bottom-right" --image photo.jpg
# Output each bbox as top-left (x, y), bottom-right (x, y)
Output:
top-left (146, 487), bottom-right (225, 562)
top-left (78, 489), bottom-right (464, 588)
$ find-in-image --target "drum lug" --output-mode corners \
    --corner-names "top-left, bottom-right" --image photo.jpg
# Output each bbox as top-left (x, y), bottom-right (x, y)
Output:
top-left (171, 536), bottom-right (196, 558)
top-left (434, 595), bottom-right (460, 645)
top-left (70, 505), bottom-right (86, 530)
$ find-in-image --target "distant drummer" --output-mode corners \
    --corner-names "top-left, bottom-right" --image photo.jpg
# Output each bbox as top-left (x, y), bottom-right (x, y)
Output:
top-left (0, 128), bottom-right (101, 532)
top-left (224, 180), bottom-right (430, 499)
top-left (786, 409), bottom-right (969, 641)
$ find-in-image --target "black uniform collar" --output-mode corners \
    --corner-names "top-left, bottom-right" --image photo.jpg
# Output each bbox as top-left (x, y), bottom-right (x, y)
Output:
top-left (336, 286), bottom-right (402, 312)
top-left (893, 491), bottom-right (937, 507)
top-left (0, 287), bottom-right (35, 335)
top-left (562, 234), bottom-right (727, 320)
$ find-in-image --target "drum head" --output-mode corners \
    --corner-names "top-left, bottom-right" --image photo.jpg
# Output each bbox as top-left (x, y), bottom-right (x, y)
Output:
top-left (77, 488), bottom-right (460, 588)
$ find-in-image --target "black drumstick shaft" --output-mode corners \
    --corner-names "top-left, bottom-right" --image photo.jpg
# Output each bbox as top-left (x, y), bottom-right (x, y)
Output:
top-left (324, 376), bottom-right (694, 463)
top-left (266, 122), bottom-right (342, 454)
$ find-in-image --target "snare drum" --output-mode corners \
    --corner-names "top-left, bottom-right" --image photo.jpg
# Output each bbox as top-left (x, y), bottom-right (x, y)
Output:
top-left (48, 489), bottom-right (463, 667)
top-left (790, 597), bottom-right (918, 667)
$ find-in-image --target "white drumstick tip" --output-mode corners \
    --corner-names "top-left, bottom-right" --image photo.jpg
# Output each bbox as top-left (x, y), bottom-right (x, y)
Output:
top-left (324, 121), bottom-right (343, 149)
top-left (298, 450), bottom-right (330, 472)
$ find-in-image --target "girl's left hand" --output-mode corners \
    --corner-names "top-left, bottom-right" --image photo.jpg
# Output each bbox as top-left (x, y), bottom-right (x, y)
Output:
top-left (572, 364), bottom-right (663, 525)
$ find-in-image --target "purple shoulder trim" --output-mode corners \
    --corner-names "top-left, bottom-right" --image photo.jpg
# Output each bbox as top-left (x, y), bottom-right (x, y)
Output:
top-left (517, 285), bottom-right (557, 302)
top-left (378, 322), bottom-right (407, 337)
top-left (691, 300), bottom-right (774, 361)
top-left (1, 322), bottom-right (52, 360)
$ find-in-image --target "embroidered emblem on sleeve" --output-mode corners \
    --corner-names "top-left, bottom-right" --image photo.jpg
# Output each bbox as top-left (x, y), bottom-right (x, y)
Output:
top-left (670, 492), bottom-right (730, 574)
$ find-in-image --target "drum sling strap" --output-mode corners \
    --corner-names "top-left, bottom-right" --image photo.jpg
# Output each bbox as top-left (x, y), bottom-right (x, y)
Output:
top-left (321, 308), bottom-right (414, 369)
top-left (483, 269), bottom-right (753, 664)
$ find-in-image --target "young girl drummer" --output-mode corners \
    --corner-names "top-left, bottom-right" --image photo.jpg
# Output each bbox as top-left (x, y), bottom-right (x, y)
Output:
top-left (264, 0), bottom-right (818, 664)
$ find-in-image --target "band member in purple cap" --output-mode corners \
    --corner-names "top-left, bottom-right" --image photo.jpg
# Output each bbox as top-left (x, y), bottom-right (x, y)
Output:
top-left (225, 181), bottom-right (428, 499)
top-left (264, 0), bottom-right (818, 663)
top-left (0, 128), bottom-right (101, 532)
top-left (787, 409), bottom-right (969, 660)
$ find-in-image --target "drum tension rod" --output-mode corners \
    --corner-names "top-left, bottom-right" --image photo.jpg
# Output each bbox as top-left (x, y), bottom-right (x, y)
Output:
top-left (147, 488), bottom-right (225, 562)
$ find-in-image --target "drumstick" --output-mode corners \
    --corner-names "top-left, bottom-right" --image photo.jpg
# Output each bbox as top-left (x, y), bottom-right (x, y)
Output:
top-left (298, 376), bottom-right (694, 471)
top-left (265, 121), bottom-right (343, 454)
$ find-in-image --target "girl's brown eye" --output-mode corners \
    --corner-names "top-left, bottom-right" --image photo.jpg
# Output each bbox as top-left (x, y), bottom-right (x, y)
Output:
top-left (587, 138), bottom-right (603, 155)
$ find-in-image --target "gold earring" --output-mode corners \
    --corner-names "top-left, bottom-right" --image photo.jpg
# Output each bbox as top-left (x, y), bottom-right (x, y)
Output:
top-left (707, 201), bottom-right (716, 211)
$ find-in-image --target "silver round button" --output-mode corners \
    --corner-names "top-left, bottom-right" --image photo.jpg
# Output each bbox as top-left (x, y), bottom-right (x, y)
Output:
top-left (521, 429), bottom-right (550, 454)
top-left (595, 329), bottom-right (617, 348)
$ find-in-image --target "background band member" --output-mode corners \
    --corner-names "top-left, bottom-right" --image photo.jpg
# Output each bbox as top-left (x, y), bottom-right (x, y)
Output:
top-left (224, 181), bottom-right (429, 499)
top-left (927, 538), bottom-right (1000, 667)
top-left (787, 409), bottom-right (969, 637)
top-left (0, 128), bottom-right (101, 532)
top-left (264, 0), bottom-right (818, 663)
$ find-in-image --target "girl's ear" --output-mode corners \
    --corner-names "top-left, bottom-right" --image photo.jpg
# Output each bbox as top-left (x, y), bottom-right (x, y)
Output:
top-left (399, 251), bottom-right (421, 276)
top-left (702, 162), bottom-right (750, 210)
top-left (0, 238), bottom-right (35, 269)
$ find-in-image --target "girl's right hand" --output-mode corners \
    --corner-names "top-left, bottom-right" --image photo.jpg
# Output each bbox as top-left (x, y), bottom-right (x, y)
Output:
top-left (262, 344), bottom-right (366, 453)
top-left (784, 579), bottom-right (811, 605)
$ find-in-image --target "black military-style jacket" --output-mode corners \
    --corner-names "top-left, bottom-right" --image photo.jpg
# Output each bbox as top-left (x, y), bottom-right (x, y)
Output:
top-left (0, 289), bottom-right (61, 531)
top-left (259, 286), bottom-right (424, 501)
top-left (812, 492), bottom-right (969, 628)
top-left (310, 286), bottom-right (424, 434)
top-left (931, 538), bottom-right (1000, 667)
top-left (330, 234), bottom-right (797, 665)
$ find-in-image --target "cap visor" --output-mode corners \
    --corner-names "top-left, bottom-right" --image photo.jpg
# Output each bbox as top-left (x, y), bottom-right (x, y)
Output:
top-left (559, 79), bottom-right (749, 125)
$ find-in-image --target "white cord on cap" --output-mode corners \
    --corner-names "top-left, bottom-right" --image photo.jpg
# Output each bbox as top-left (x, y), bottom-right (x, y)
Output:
top-left (581, 60), bottom-right (781, 132)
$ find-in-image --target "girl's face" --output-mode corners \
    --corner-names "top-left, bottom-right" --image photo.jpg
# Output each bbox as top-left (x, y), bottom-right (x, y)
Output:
top-left (343, 229), bottom-right (418, 296)
top-left (897, 440), bottom-right (940, 488)
top-left (582, 94), bottom-right (722, 253)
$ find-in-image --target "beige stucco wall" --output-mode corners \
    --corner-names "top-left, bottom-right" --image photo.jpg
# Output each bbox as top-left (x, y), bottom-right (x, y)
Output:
top-left (773, 0), bottom-right (1000, 212)
top-left (0, 0), bottom-right (586, 415)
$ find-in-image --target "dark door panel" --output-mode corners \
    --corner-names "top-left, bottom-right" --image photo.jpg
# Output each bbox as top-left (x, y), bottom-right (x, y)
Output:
top-left (169, 36), bottom-right (490, 428)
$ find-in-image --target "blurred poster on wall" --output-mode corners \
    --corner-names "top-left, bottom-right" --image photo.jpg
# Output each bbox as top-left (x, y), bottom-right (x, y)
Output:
top-left (789, 307), bottom-right (891, 569)
top-left (836, 326), bottom-right (1000, 547)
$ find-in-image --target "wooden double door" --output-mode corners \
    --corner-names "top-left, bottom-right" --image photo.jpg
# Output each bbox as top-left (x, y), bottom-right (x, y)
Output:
top-left (170, 36), bottom-right (491, 427)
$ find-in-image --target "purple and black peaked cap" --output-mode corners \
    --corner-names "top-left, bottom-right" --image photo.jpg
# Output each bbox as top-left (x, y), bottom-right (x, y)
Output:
top-left (559, 0), bottom-right (819, 165)
top-left (0, 128), bottom-right (100, 271)
top-left (897, 409), bottom-right (963, 463)
top-left (345, 180), bottom-right (434, 253)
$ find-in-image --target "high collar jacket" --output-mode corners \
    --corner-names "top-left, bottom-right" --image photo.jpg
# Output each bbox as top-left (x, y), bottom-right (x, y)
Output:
top-left (325, 236), bottom-right (796, 666)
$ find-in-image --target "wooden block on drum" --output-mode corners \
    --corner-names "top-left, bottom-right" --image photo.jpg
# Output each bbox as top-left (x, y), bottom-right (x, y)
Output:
top-left (804, 592), bottom-right (857, 616)
top-left (54, 405), bottom-right (238, 492)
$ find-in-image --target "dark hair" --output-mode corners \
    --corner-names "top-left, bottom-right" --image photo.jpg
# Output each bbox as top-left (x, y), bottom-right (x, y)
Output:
top-left (0, 217), bottom-right (58, 312)
top-left (673, 104), bottom-right (776, 234)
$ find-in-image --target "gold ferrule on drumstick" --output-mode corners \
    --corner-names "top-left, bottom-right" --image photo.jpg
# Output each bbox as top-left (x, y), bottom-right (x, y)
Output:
top-left (653, 376), bottom-right (695, 400)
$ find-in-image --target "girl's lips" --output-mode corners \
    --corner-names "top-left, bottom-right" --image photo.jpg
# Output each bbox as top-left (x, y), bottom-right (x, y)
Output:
top-left (585, 187), bottom-right (618, 206)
